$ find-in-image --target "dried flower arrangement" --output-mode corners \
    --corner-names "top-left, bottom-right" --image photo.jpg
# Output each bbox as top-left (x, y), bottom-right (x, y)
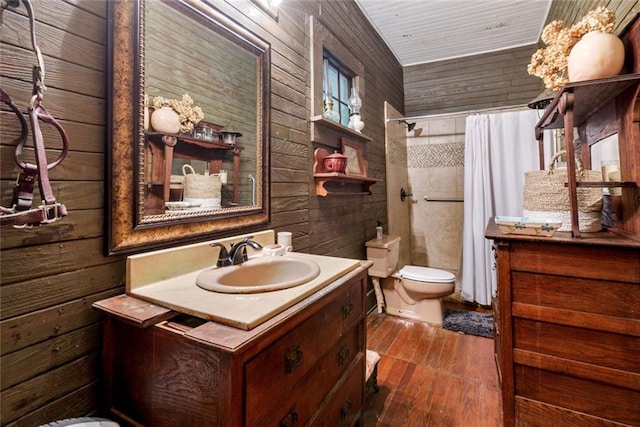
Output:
top-left (527, 7), bottom-right (616, 89)
top-left (152, 93), bottom-right (204, 133)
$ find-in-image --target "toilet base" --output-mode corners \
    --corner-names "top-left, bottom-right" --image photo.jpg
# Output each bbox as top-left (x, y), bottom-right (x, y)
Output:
top-left (383, 292), bottom-right (446, 325)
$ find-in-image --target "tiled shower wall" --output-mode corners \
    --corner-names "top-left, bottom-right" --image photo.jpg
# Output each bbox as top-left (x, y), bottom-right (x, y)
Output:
top-left (406, 114), bottom-right (467, 288)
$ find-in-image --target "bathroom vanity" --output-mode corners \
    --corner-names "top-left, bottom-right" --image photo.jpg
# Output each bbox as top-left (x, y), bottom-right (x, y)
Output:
top-left (93, 243), bottom-right (370, 426)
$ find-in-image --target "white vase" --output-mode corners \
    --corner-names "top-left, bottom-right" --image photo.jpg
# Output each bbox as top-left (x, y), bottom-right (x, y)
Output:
top-left (151, 106), bottom-right (181, 134)
top-left (348, 113), bottom-right (365, 133)
top-left (568, 31), bottom-right (625, 82)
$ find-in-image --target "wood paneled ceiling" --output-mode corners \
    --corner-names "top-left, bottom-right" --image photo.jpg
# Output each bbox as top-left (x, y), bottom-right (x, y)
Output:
top-left (355, 0), bottom-right (552, 66)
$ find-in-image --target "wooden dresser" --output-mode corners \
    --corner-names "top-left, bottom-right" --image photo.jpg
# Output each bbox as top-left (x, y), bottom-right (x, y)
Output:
top-left (487, 223), bottom-right (639, 426)
top-left (487, 18), bottom-right (640, 425)
top-left (94, 262), bottom-right (370, 427)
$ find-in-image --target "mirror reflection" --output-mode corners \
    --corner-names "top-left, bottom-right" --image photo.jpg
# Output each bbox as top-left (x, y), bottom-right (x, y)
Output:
top-left (142, 0), bottom-right (260, 217)
top-left (106, 0), bottom-right (270, 254)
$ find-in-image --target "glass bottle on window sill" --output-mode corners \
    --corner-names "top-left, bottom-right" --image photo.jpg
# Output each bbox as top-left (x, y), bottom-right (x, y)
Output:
top-left (323, 97), bottom-right (340, 123)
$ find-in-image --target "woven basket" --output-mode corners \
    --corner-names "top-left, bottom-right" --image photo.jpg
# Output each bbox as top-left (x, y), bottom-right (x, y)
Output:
top-left (523, 151), bottom-right (602, 232)
top-left (182, 164), bottom-right (222, 199)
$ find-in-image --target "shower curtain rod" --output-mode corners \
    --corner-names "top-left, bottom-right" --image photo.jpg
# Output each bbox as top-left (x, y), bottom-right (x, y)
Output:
top-left (386, 104), bottom-right (528, 122)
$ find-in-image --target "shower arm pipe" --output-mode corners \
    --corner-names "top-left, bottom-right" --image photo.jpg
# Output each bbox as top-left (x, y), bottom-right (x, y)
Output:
top-left (386, 104), bottom-right (528, 123)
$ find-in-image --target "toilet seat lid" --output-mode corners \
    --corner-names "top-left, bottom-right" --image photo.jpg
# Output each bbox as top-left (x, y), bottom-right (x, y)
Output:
top-left (399, 266), bottom-right (455, 283)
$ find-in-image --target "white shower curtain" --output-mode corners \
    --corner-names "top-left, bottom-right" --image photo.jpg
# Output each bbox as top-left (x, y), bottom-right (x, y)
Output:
top-left (461, 110), bottom-right (550, 305)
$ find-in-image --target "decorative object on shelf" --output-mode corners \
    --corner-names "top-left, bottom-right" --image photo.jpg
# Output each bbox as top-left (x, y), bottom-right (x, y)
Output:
top-left (322, 95), bottom-right (340, 123)
top-left (523, 151), bottom-right (603, 232)
top-left (194, 122), bottom-right (218, 142)
top-left (347, 87), bottom-right (364, 132)
top-left (312, 148), bottom-right (381, 196)
top-left (567, 31), bottom-right (624, 82)
top-left (342, 139), bottom-right (366, 176)
top-left (494, 216), bottom-right (562, 238)
top-left (219, 121), bottom-right (242, 145)
top-left (150, 106), bottom-right (181, 134)
top-left (323, 151), bottom-right (347, 173)
top-left (152, 93), bottom-right (204, 134)
top-left (601, 159), bottom-right (621, 196)
top-left (527, 7), bottom-right (617, 89)
top-left (219, 169), bottom-right (228, 184)
top-left (219, 129), bottom-right (242, 145)
top-left (182, 164), bottom-right (222, 208)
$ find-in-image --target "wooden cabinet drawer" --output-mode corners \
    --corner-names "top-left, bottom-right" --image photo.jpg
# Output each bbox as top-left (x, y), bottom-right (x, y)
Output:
top-left (310, 354), bottom-right (364, 427)
top-left (515, 365), bottom-right (640, 426)
top-left (244, 280), bottom-right (363, 425)
top-left (510, 241), bottom-right (640, 282)
top-left (512, 271), bottom-right (640, 321)
top-left (256, 325), bottom-right (363, 427)
top-left (514, 318), bottom-right (640, 374)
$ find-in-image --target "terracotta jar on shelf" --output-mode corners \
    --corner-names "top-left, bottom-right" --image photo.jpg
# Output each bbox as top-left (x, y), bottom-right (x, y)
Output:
top-left (323, 151), bottom-right (347, 173)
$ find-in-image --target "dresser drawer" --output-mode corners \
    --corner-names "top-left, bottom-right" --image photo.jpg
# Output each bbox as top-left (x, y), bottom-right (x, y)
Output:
top-left (244, 279), bottom-right (364, 425)
top-left (512, 271), bottom-right (640, 320)
top-left (515, 365), bottom-right (640, 426)
top-left (510, 241), bottom-right (640, 282)
top-left (256, 325), bottom-right (363, 427)
top-left (310, 354), bottom-right (364, 427)
top-left (513, 318), bottom-right (640, 374)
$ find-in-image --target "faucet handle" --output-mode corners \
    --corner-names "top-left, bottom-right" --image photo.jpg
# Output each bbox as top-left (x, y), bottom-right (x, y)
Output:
top-left (233, 246), bottom-right (249, 265)
top-left (210, 242), bottom-right (230, 267)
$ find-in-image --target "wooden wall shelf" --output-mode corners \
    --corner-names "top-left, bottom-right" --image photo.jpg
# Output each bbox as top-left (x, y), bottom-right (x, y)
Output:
top-left (145, 132), bottom-right (242, 213)
top-left (313, 148), bottom-right (381, 196)
top-left (310, 116), bottom-right (372, 149)
top-left (535, 74), bottom-right (640, 130)
top-left (313, 173), bottom-right (381, 197)
top-left (534, 73), bottom-right (640, 238)
top-left (310, 116), bottom-right (372, 142)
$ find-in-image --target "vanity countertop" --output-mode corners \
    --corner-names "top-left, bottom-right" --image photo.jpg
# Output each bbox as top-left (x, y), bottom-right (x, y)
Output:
top-left (130, 251), bottom-right (360, 330)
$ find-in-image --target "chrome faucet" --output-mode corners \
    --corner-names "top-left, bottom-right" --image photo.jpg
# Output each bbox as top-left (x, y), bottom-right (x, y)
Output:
top-left (210, 237), bottom-right (262, 267)
top-left (229, 237), bottom-right (263, 265)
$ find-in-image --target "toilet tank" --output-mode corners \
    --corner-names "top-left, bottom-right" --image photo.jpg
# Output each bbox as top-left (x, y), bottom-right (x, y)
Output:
top-left (365, 235), bottom-right (401, 278)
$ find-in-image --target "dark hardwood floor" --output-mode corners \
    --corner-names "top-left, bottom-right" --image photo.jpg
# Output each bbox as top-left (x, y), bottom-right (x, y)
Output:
top-left (363, 312), bottom-right (502, 426)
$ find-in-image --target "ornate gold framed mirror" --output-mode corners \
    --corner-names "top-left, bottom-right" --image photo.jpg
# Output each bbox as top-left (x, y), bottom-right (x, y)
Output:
top-left (106, 0), bottom-right (270, 255)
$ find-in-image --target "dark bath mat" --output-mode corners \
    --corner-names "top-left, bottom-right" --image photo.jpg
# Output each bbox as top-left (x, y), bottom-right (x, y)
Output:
top-left (442, 309), bottom-right (494, 338)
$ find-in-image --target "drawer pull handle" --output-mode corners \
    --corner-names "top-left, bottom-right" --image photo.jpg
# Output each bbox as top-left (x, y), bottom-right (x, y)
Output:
top-left (340, 399), bottom-right (352, 420)
top-left (285, 345), bottom-right (303, 373)
top-left (280, 408), bottom-right (299, 427)
top-left (342, 300), bottom-right (353, 319)
top-left (338, 346), bottom-right (349, 365)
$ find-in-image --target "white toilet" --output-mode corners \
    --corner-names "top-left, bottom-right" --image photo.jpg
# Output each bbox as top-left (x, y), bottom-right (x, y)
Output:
top-left (366, 235), bottom-right (455, 325)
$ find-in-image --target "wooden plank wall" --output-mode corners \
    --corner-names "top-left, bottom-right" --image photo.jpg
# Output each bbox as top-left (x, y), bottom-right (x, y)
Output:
top-left (1, 0), bottom-right (634, 423)
top-left (0, 0), bottom-right (400, 424)
top-left (404, 0), bottom-right (640, 117)
top-left (404, 45), bottom-right (542, 116)
top-left (0, 0), bottom-right (122, 425)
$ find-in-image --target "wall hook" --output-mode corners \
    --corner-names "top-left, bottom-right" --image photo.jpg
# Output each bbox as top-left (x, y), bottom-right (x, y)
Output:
top-left (400, 187), bottom-right (413, 202)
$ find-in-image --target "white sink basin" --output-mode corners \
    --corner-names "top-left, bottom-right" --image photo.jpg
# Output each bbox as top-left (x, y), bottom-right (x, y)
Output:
top-left (196, 256), bottom-right (321, 293)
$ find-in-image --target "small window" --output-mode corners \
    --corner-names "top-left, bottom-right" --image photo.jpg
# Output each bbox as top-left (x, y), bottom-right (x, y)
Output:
top-left (323, 50), bottom-right (353, 127)
top-left (310, 16), bottom-right (364, 131)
